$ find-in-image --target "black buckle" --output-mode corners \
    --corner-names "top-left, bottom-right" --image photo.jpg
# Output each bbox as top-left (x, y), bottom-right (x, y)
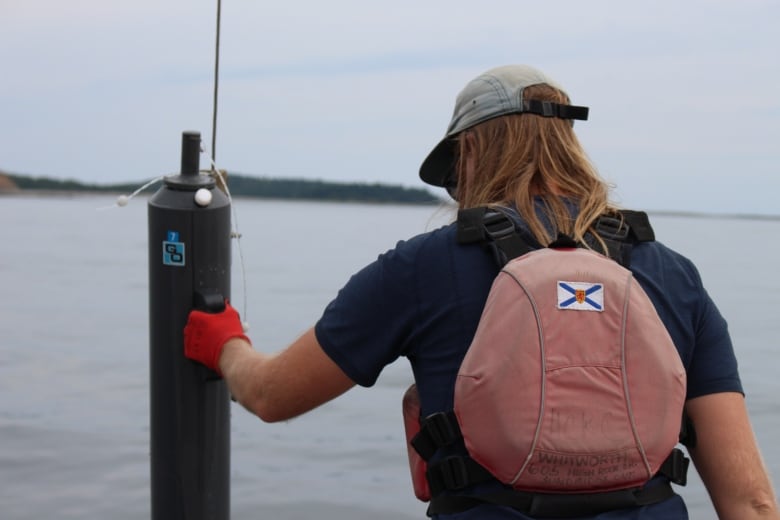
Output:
top-left (658, 448), bottom-right (689, 486)
top-left (421, 411), bottom-right (459, 447)
top-left (482, 210), bottom-right (516, 240)
top-left (524, 99), bottom-right (558, 118)
top-left (595, 215), bottom-right (630, 241)
top-left (523, 100), bottom-right (589, 121)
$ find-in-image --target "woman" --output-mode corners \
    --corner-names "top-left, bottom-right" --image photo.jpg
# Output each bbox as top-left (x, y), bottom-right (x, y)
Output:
top-left (184, 64), bottom-right (778, 519)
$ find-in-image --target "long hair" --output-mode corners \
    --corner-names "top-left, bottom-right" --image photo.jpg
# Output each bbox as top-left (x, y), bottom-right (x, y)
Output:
top-left (454, 84), bottom-right (617, 252)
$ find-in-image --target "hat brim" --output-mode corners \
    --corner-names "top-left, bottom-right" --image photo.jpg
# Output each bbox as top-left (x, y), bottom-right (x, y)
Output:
top-left (419, 137), bottom-right (457, 188)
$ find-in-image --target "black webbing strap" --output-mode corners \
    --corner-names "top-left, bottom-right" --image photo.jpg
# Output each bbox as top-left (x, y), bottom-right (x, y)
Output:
top-left (680, 412), bottom-right (697, 449)
top-left (424, 450), bottom-right (688, 505)
top-left (427, 480), bottom-right (677, 518)
top-left (658, 448), bottom-right (690, 486)
top-left (591, 214), bottom-right (630, 267)
top-left (620, 210), bottom-right (655, 242)
top-left (411, 411), bottom-right (500, 497)
top-left (459, 207), bottom-right (656, 269)
top-left (411, 411), bottom-right (462, 460)
top-left (457, 207), bottom-right (536, 267)
top-left (590, 210), bottom-right (655, 268)
top-left (426, 456), bottom-right (496, 497)
top-left (522, 100), bottom-right (589, 121)
top-left (456, 207), bottom-right (491, 244)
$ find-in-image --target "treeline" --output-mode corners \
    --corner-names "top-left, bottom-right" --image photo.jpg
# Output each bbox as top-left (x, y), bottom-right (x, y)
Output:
top-left (225, 174), bottom-right (439, 204)
top-left (3, 172), bottom-right (441, 205)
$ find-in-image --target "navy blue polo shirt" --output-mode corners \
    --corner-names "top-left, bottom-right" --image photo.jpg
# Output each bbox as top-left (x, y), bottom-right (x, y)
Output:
top-left (314, 217), bottom-right (742, 519)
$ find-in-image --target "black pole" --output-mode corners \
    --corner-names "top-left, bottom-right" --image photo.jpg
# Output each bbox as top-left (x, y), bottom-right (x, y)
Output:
top-left (148, 131), bottom-right (231, 520)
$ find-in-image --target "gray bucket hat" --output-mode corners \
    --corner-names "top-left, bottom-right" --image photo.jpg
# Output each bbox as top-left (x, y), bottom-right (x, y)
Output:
top-left (419, 64), bottom-right (589, 188)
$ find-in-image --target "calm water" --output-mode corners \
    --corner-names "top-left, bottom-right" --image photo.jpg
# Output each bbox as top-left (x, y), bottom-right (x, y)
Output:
top-left (1, 194), bottom-right (779, 519)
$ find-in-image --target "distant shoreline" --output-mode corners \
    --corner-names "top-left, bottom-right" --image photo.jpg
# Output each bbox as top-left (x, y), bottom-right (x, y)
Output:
top-left (0, 189), bottom-right (451, 208)
top-left (0, 171), bottom-right (443, 206)
top-left (1, 171), bottom-right (777, 220)
top-left (3, 190), bottom-right (777, 222)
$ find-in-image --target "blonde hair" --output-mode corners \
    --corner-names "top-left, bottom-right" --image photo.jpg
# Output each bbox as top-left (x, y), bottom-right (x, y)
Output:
top-left (455, 84), bottom-right (617, 252)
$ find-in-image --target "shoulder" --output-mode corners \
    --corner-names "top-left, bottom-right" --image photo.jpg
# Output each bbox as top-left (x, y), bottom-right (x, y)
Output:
top-left (389, 223), bottom-right (458, 259)
top-left (629, 239), bottom-right (708, 323)
top-left (630, 239), bottom-right (703, 288)
top-left (317, 222), bottom-right (464, 321)
top-left (629, 238), bottom-right (742, 396)
top-left (369, 222), bottom-right (488, 281)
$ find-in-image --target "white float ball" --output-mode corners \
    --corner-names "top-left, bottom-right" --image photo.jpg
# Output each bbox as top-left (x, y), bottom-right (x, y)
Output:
top-left (194, 188), bottom-right (212, 207)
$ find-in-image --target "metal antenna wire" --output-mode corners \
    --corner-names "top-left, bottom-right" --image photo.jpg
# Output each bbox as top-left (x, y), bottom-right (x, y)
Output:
top-left (210, 0), bottom-right (222, 169)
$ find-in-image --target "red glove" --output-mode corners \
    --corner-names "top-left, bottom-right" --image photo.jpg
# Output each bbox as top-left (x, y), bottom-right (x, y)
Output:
top-left (183, 301), bottom-right (250, 375)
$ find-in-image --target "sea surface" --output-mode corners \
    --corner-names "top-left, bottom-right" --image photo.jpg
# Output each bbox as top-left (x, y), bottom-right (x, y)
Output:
top-left (1, 194), bottom-right (779, 519)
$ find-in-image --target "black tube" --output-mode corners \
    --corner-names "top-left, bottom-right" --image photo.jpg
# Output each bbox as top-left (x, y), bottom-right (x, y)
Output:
top-left (180, 131), bottom-right (202, 177)
top-left (148, 131), bottom-right (231, 519)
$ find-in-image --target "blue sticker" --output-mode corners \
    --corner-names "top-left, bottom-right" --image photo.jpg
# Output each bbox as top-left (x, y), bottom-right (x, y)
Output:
top-left (163, 231), bottom-right (185, 266)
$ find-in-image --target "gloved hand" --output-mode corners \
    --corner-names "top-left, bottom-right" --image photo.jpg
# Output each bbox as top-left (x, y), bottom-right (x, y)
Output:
top-left (184, 301), bottom-right (250, 375)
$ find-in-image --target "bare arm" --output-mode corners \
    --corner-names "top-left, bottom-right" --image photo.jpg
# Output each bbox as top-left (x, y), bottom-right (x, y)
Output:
top-left (217, 326), bottom-right (356, 423)
top-left (686, 392), bottom-right (779, 519)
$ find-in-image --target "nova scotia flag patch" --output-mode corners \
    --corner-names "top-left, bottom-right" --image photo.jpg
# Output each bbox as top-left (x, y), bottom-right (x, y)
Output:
top-left (557, 281), bottom-right (604, 312)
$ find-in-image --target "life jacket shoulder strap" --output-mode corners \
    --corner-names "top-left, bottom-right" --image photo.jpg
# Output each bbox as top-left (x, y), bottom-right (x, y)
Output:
top-left (456, 206), bottom-right (655, 268)
top-left (591, 210), bottom-right (654, 267)
top-left (457, 207), bottom-right (536, 266)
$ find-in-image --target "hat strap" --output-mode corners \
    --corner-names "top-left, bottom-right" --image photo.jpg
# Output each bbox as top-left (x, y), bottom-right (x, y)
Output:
top-left (522, 99), bottom-right (589, 121)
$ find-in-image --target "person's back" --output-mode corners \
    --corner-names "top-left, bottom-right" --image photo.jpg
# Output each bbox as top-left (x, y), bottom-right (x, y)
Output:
top-left (183, 64), bottom-right (779, 519)
top-left (318, 208), bottom-right (721, 518)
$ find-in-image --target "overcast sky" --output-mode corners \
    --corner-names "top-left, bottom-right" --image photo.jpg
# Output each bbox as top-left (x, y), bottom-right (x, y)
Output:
top-left (2, 0), bottom-right (778, 214)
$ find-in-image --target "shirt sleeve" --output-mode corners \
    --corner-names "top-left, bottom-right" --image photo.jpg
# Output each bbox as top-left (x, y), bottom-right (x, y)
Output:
top-left (314, 237), bottom-right (421, 387)
top-left (677, 254), bottom-right (744, 399)
top-left (687, 283), bottom-right (744, 399)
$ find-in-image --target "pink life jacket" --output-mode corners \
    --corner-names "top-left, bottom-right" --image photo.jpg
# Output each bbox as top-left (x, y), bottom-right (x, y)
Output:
top-left (403, 208), bottom-right (688, 514)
